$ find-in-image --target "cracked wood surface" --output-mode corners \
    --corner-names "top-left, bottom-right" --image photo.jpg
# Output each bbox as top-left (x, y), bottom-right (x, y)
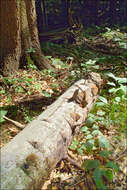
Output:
top-left (1, 72), bottom-right (103, 190)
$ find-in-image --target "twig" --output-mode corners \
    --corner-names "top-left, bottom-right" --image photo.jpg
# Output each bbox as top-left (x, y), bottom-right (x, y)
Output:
top-left (3, 116), bottom-right (25, 129)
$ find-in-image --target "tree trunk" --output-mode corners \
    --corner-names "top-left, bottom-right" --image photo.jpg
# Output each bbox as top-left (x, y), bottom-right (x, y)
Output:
top-left (0, 0), bottom-right (21, 75)
top-left (1, 73), bottom-right (103, 190)
top-left (109, 0), bottom-right (117, 25)
top-left (0, 0), bottom-right (53, 76)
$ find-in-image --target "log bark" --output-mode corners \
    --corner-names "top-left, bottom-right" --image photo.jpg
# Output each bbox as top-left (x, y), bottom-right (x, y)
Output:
top-left (1, 73), bottom-right (103, 190)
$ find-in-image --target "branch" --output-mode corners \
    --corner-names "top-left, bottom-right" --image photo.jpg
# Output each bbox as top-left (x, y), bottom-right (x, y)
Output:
top-left (3, 116), bottom-right (25, 129)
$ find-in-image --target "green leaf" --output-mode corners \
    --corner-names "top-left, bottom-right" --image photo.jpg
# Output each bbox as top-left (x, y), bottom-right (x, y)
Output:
top-left (77, 148), bottom-right (83, 155)
top-left (86, 134), bottom-right (93, 140)
top-left (0, 89), bottom-right (6, 94)
top-left (99, 150), bottom-right (111, 159)
top-left (98, 136), bottom-right (111, 148)
top-left (42, 91), bottom-right (51, 97)
top-left (106, 161), bottom-right (119, 172)
top-left (85, 140), bottom-right (94, 152)
top-left (107, 82), bottom-right (116, 86)
top-left (92, 124), bottom-right (99, 130)
top-left (120, 85), bottom-right (127, 93)
top-left (92, 130), bottom-right (103, 136)
top-left (85, 131), bottom-right (90, 135)
top-left (105, 72), bottom-right (117, 80)
top-left (108, 87), bottom-right (118, 93)
top-left (86, 117), bottom-right (95, 126)
top-left (95, 102), bottom-right (105, 106)
top-left (80, 143), bottom-right (86, 150)
top-left (86, 59), bottom-right (96, 65)
top-left (98, 96), bottom-right (108, 104)
top-left (117, 78), bottom-right (127, 84)
top-left (115, 97), bottom-right (121, 102)
top-left (0, 110), bottom-right (7, 117)
top-left (97, 111), bottom-right (106, 116)
top-left (0, 110), bottom-right (7, 123)
top-left (82, 159), bottom-right (100, 171)
top-left (69, 140), bottom-right (79, 150)
top-left (80, 126), bottom-right (89, 132)
top-left (93, 168), bottom-right (107, 190)
top-left (15, 86), bottom-right (24, 93)
top-left (104, 169), bottom-right (113, 182)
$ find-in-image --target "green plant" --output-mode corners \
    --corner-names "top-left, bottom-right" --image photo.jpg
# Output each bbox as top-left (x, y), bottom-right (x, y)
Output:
top-left (21, 107), bottom-right (34, 123)
top-left (81, 59), bottom-right (99, 73)
top-left (81, 154), bottom-right (119, 190)
top-left (0, 110), bottom-right (8, 123)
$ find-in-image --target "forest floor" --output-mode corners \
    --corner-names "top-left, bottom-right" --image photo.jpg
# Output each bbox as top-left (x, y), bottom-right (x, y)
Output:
top-left (0, 25), bottom-right (127, 190)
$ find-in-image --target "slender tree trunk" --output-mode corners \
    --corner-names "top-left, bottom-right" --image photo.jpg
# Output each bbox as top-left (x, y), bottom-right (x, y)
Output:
top-left (0, 0), bottom-right (53, 76)
top-left (24, 0), bottom-right (52, 70)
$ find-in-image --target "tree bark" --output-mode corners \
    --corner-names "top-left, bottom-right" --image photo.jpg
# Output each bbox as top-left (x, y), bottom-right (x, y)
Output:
top-left (0, 0), bottom-right (53, 76)
top-left (0, 0), bottom-right (21, 75)
top-left (1, 73), bottom-right (103, 190)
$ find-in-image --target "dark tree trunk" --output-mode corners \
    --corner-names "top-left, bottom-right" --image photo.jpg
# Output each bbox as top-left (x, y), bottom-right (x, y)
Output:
top-left (109, 0), bottom-right (117, 25)
top-left (0, 0), bottom-right (53, 76)
top-left (35, 0), bottom-right (44, 33)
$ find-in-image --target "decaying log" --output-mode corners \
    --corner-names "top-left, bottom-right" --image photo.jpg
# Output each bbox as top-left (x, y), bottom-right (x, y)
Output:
top-left (1, 72), bottom-right (103, 190)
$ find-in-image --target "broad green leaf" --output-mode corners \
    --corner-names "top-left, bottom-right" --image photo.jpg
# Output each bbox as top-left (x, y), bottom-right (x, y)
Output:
top-left (0, 110), bottom-right (7, 118)
top-left (81, 143), bottom-right (86, 150)
top-left (86, 117), bottom-right (95, 126)
top-left (86, 59), bottom-right (96, 65)
top-left (80, 126), bottom-right (89, 132)
top-left (93, 168), bottom-right (107, 190)
top-left (82, 159), bottom-right (100, 171)
top-left (117, 78), bottom-right (127, 84)
top-left (91, 65), bottom-right (99, 69)
top-left (120, 85), bottom-right (126, 93)
top-left (0, 89), bottom-right (6, 94)
top-left (86, 134), bottom-right (93, 140)
top-left (16, 86), bottom-right (24, 93)
top-left (97, 111), bottom-right (106, 116)
top-left (98, 96), bottom-right (108, 104)
top-left (85, 131), bottom-right (91, 135)
top-left (92, 130), bottom-right (103, 136)
top-left (99, 150), bottom-right (111, 159)
top-left (98, 136), bottom-right (111, 148)
top-left (108, 87), bottom-right (118, 93)
top-left (115, 97), bottom-right (120, 102)
top-left (104, 169), bottom-right (113, 182)
top-left (95, 102), bottom-right (105, 106)
top-left (0, 110), bottom-right (7, 123)
top-left (77, 148), bottom-right (83, 155)
top-left (69, 140), bottom-right (79, 150)
top-left (105, 73), bottom-right (117, 80)
top-left (85, 140), bottom-right (94, 152)
top-left (107, 82), bottom-right (116, 86)
top-left (106, 161), bottom-right (119, 172)
top-left (92, 124), bottom-right (99, 130)
top-left (95, 116), bottom-right (105, 122)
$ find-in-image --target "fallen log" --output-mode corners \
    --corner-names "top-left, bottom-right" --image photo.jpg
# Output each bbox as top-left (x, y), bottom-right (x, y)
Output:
top-left (1, 72), bottom-right (103, 190)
